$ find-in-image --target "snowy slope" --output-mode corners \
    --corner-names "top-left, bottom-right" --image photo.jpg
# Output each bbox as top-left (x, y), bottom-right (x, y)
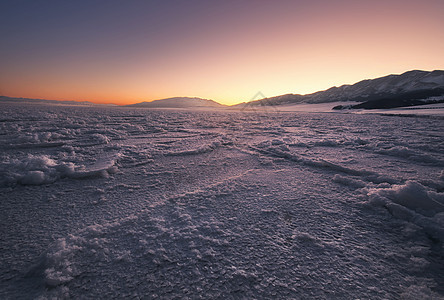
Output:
top-left (242, 70), bottom-right (444, 106)
top-left (308, 70), bottom-right (444, 103)
top-left (0, 102), bottom-right (443, 299)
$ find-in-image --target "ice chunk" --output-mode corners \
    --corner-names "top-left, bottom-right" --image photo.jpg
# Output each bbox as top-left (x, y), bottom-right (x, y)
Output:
top-left (382, 181), bottom-right (444, 216)
top-left (0, 154), bottom-right (118, 187)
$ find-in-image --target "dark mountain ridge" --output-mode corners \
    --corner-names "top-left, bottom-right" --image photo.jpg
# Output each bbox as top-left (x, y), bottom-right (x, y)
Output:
top-left (239, 70), bottom-right (444, 108)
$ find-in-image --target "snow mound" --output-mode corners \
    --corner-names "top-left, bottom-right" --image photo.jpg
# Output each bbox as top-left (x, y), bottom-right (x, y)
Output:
top-left (0, 154), bottom-right (118, 187)
top-left (332, 174), bottom-right (367, 188)
top-left (367, 180), bottom-right (444, 240)
top-left (368, 181), bottom-right (444, 217)
top-left (374, 146), bottom-right (444, 166)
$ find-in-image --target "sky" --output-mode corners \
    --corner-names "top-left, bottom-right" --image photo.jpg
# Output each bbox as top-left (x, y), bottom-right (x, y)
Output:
top-left (1, 0), bottom-right (444, 105)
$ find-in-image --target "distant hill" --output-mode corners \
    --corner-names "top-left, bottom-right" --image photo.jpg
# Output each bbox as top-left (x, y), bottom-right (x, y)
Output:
top-left (127, 97), bottom-right (226, 108)
top-left (238, 70), bottom-right (444, 109)
top-left (0, 96), bottom-right (106, 106)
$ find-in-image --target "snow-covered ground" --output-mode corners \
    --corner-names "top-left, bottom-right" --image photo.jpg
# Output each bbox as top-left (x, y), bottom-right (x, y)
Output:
top-left (275, 102), bottom-right (362, 112)
top-left (1, 102), bottom-right (443, 299)
top-left (275, 102), bottom-right (444, 117)
top-left (353, 103), bottom-right (444, 117)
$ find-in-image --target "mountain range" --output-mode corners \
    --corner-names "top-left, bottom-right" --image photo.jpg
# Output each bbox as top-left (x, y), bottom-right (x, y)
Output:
top-left (237, 70), bottom-right (444, 109)
top-left (1, 70), bottom-right (443, 109)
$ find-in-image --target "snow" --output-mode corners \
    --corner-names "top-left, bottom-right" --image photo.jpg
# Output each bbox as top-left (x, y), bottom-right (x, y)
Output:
top-left (421, 73), bottom-right (444, 85)
top-left (253, 101), bottom-right (362, 112)
top-left (1, 102), bottom-right (443, 298)
top-left (0, 154), bottom-right (118, 186)
top-left (264, 101), bottom-right (444, 117)
top-left (367, 180), bottom-right (444, 218)
top-left (353, 103), bottom-right (444, 117)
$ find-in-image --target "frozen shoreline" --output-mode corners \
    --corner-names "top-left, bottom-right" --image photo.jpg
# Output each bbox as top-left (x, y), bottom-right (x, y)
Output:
top-left (263, 101), bottom-right (444, 117)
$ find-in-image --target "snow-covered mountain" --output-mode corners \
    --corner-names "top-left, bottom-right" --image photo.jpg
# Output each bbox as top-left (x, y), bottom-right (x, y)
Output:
top-left (242, 70), bottom-right (444, 107)
top-left (127, 97), bottom-right (226, 108)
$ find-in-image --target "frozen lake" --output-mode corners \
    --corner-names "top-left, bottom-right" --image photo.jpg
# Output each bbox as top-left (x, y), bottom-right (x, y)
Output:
top-left (1, 103), bottom-right (443, 299)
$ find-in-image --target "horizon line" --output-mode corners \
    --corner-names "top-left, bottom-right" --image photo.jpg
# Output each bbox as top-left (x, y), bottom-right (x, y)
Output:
top-left (1, 69), bottom-right (442, 106)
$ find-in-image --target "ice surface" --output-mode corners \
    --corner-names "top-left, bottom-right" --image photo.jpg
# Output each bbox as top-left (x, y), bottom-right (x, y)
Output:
top-left (1, 102), bottom-right (443, 298)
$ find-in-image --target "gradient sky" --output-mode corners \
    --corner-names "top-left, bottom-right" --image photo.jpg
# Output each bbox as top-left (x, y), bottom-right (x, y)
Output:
top-left (1, 0), bottom-right (444, 105)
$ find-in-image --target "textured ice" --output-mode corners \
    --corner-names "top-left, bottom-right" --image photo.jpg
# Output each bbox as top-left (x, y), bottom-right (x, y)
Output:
top-left (1, 102), bottom-right (443, 299)
top-left (0, 154), bottom-right (118, 186)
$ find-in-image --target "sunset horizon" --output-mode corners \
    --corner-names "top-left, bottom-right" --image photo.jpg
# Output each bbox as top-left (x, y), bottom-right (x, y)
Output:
top-left (2, 68), bottom-right (443, 106)
top-left (1, 0), bottom-right (444, 106)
